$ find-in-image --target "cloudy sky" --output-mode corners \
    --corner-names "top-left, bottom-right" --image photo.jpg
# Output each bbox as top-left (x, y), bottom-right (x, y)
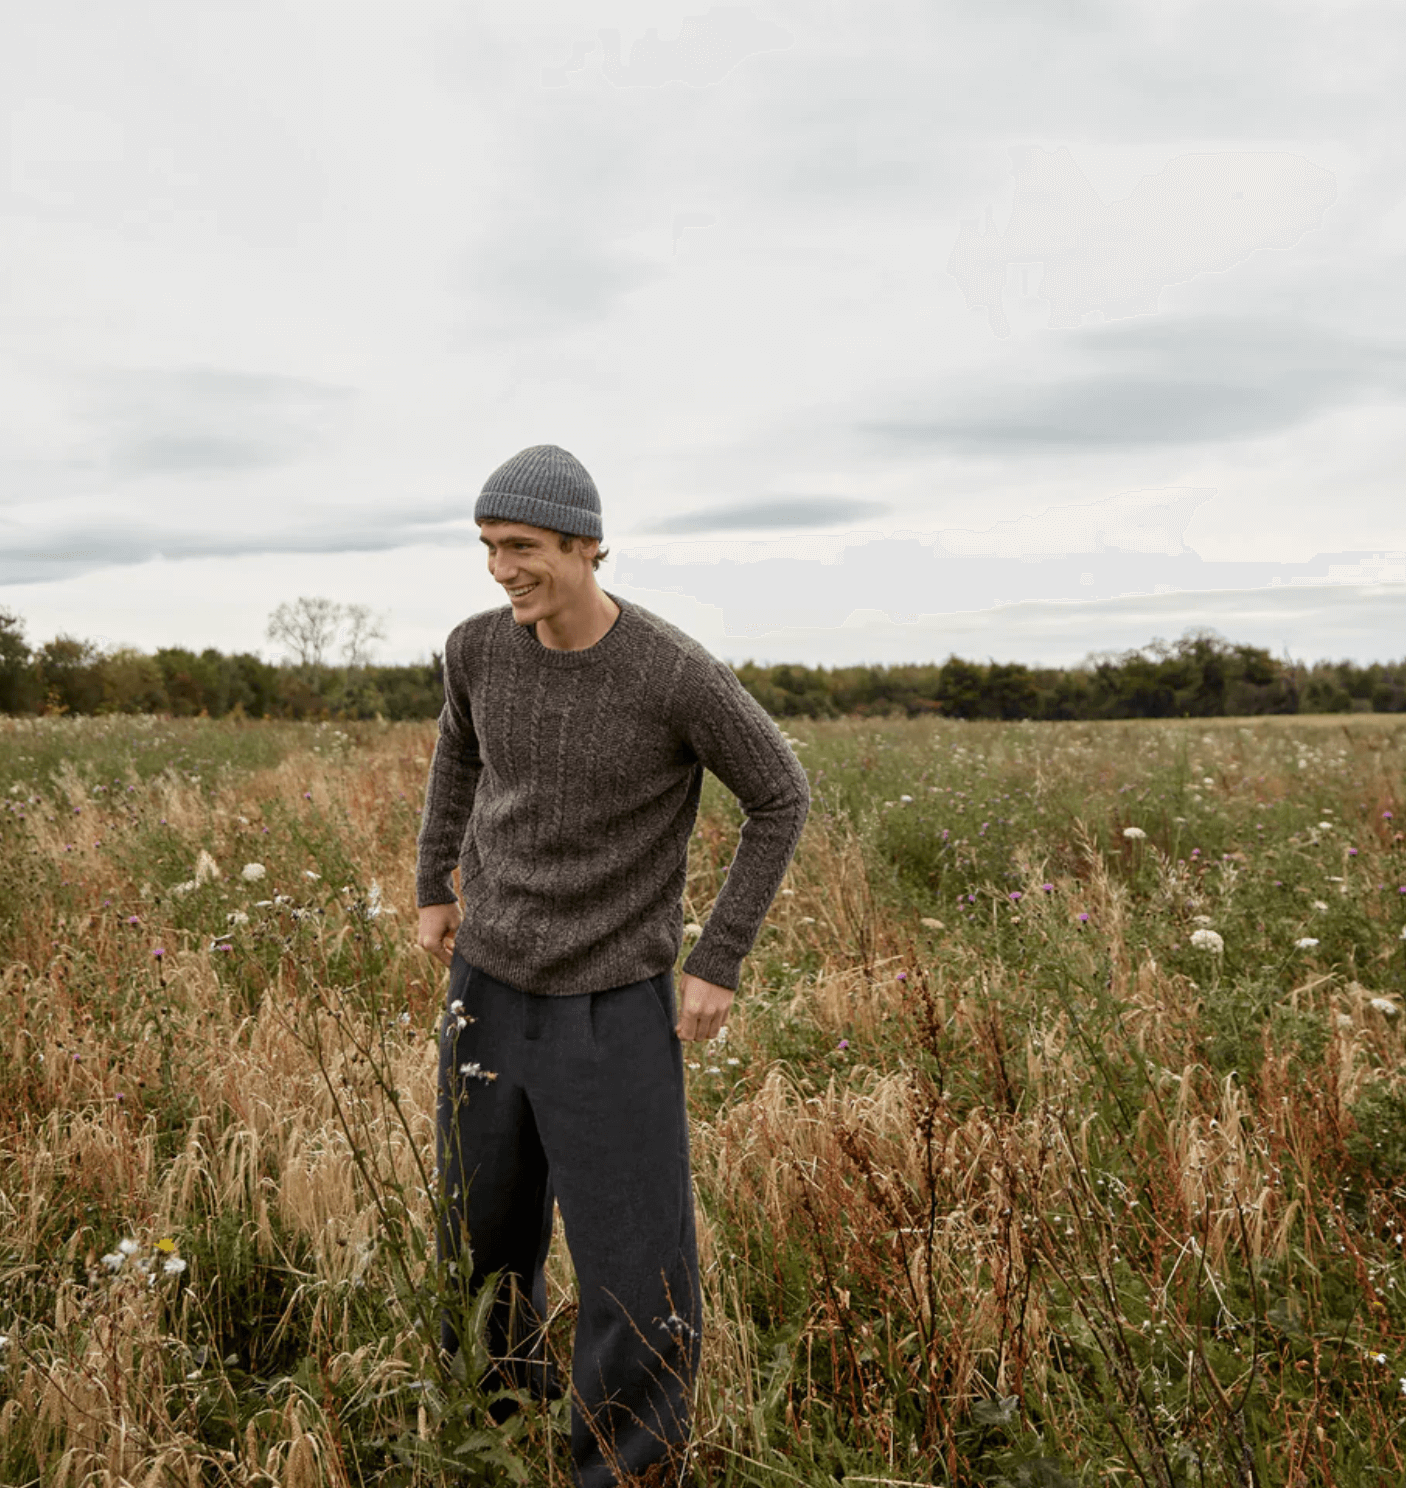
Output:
top-left (2, 0), bottom-right (1403, 672)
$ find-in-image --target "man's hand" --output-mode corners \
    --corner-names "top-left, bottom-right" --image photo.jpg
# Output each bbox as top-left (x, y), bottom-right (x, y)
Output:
top-left (676, 972), bottom-right (734, 1043)
top-left (418, 902), bottom-right (461, 969)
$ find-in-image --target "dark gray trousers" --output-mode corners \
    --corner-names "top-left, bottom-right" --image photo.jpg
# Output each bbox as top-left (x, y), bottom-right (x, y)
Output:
top-left (435, 953), bottom-right (701, 1487)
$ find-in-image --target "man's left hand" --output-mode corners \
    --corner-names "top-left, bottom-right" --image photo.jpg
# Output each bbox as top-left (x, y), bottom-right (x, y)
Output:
top-left (676, 973), bottom-right (734, 1042)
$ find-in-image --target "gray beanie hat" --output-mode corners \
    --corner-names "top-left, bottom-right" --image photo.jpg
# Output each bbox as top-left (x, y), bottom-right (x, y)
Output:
top-left (474, 444), bottom-right (603, 541)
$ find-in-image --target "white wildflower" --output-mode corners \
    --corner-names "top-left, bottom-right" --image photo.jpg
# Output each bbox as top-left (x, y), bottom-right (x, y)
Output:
top-left (1122, 826), bottom-right (1147, 840)
top-left (100, 1252), bottom-right (126, 1272)
top-left (118, 1238), bottom-right (139, 1255)
top-left (163, 1256), bottom-right (187, 1276)
top-left (1295, 937), bottom-right (1320, 949)
top-left (1370, 998), bottom-right (1399, 1017)
top-left (1191, 914), bottom-right (1214, 926)
top-left (241, 863), bottom-right (267, 882)
top-left (304, 869), bottom-right (321, 881)
top-left (1311, 900), bottom-right (1328, 911)
top-left (1190, 929), bottom-right (1224, 953)
top-left (449, 999), bottom-right (464, 1014)
top-left (226, 911), bottom-right (249, 926)
top-left (253, 900), bottom-right (273, 908)
top-left (169, 879), bottom-right (198, 897)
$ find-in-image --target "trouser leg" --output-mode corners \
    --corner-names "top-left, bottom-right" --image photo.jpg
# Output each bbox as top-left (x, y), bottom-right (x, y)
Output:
top-left (526, 968), bottom-right (702, 1488)
top-left (435, 954), bottom-right (558, 1401)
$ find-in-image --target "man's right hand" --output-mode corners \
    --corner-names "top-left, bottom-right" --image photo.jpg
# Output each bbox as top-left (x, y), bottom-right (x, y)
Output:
top-left (418, 902), bottom-right (462, 969)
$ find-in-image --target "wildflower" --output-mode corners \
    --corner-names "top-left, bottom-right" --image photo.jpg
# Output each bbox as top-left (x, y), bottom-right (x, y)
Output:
top-left (303, 791), bottom-right (312, 800)
top-left (726, 1057), bottom-right (740, 1065)
top-left (1370, 998), bottom-right (1399, 1017)
top-left (163, 1256), bottom-right (187, 1276)
top-left (1190, 929), bottom-right (1224, 953)
top-left (304, 869), bottom-right (321, 881)
top-left (1349, 848), bottom-right (1358, 856)
top-left (705, 1066), bottom-right (722, 1075)
top-left (1042, 883), bottom-right (1053, 893)
top-left (838, 1039), bottom-right (850, 1050)
top-left (241, 863), bottom-right (267, 882)
top-left (1009, 891), bottom-right (1022, 902)
top-left (1312, 900), bottom-right (1328, 911)
top-left (155, 1237), bottom-right (176, 1254)
top-left (1374, 1353), bottom-right (1387, 1365)
top-left (1385, 811), bottom-right (1395, 821)
top-left (152, 947), bottom-right (165, 959)
top-left (1123, 826), bottom-right (1146, 840)
top-left (1295, 937), bottom-right (1319, 949)
top-left (100, 1251), bottom-right (126, 1272)
top-left (1318, 821), bottom-right (1333, 831)
top-left (126, 915), bottom-right (140, 925)
top-left (226, 911), bottom-right (249, 926)
top-left (1078, 912), bottom-right (1090, 923)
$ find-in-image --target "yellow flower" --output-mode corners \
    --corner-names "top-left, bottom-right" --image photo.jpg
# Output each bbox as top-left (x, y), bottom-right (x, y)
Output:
top-left (155, 1237), bottom-right (177, 1254)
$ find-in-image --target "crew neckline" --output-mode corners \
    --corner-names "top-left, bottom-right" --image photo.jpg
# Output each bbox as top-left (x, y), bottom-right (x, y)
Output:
top-left (505, 591), bottom-right (630, 668)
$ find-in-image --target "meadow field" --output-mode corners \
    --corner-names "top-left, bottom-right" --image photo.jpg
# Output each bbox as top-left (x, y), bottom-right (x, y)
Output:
top-left (2, 709), bottom-right (1405, 1487)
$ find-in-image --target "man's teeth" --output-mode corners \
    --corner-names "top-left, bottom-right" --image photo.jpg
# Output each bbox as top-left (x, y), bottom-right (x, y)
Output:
top-left (509, 584), bottom-right (537, 596)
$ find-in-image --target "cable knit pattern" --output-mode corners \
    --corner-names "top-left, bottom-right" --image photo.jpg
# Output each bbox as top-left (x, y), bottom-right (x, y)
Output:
top-left (415, 592), bottom-right (811, 996)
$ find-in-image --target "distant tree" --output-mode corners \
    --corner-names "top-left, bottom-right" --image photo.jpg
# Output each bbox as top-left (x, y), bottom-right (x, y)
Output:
top-left (341, 603), bottom-right (389, 668)
top-left (986, 661), bottom-right (1038, 719)
top-left (0, 608), bottom-right (36, 713)
top-left (35, 635), bottom-right (105, 715)
top-left (937, 658), bottom-right (987, 719)
top-left (98, 649), bottom-right (170, 713)
top-left (267, 597), bottom-right (343, 668)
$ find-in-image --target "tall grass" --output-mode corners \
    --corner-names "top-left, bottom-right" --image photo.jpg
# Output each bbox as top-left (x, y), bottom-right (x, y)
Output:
top-left (1, 711), bottom-right (1404, 1485)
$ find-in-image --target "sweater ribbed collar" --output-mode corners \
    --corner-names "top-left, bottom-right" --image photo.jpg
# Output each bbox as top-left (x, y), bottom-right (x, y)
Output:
top-left (504, 591), bottom-right (631, 669)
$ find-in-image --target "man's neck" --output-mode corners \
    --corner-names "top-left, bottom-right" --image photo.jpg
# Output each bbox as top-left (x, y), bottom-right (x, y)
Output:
top-left (535, 591), bottom-right (621, 652)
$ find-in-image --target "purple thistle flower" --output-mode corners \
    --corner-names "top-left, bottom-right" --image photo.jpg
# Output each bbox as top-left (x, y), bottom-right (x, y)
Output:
top-left (837, 1039), bottom-right (849, 1050)
top-left (1078, 912), bottom-right (1090, 923)
top-left (153, 947), bottom-right (165, 959)
top-left (1042, 883), bottom-right (1054, 893)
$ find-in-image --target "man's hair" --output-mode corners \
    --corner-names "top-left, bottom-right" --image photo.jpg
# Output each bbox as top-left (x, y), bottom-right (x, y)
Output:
top-left (553, 531), bottom-right (611, 573)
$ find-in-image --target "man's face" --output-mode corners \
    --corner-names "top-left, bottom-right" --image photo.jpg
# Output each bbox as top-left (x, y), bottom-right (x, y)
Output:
top-left (478, 521), bottom-right (598, 615)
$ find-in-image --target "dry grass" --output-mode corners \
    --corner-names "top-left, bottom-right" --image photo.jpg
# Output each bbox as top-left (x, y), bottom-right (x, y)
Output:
top-left (1, 712), bottom-right (1405, 1485)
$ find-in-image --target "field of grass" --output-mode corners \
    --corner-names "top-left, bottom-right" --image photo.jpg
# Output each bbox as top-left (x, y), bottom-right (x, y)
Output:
top-left (2, 709), bottom-right (1405, 1487)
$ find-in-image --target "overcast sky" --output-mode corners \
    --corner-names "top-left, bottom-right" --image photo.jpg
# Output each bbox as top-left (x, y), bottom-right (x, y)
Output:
top-left (2, 0), bottom-right (1404, 672)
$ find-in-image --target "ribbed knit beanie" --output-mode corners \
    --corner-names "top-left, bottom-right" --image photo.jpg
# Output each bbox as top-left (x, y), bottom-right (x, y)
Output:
top-left (474, 445), bottom-right (603, 541)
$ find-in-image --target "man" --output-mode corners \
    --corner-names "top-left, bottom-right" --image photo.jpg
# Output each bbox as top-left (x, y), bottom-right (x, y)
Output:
top-left (415, 444), bottom-right (811, 1487)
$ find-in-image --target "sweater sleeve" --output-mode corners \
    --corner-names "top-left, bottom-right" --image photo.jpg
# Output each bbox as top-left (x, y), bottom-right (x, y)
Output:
top-left (677, 659), bottom-right (811, 993)
top-left (415, 631), bottom-right (482, 908)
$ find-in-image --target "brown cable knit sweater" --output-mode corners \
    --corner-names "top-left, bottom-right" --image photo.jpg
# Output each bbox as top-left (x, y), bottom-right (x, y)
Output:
top-left (415, 591), bottom-right (811, 996)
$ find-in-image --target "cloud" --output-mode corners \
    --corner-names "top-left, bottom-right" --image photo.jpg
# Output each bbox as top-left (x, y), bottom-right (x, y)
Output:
top-left (542, 6), bottom-right (795, 90)
top-left (0, 365), bottom-right (358, 498)
top-left (949, 146), bottom-right (1337, 337)
top-left (859, 314), bottom-right (1406, 451)
top-left (0, 500), bottom-right (476, 587)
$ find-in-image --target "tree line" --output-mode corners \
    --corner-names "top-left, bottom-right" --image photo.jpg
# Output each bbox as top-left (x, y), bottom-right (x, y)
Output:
top-left (2, 604), bottom-right (1404, 723)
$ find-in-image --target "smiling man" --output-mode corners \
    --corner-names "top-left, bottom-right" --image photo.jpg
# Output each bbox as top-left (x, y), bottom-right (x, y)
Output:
top-left (415, 443), bottom-right (811, 1488)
